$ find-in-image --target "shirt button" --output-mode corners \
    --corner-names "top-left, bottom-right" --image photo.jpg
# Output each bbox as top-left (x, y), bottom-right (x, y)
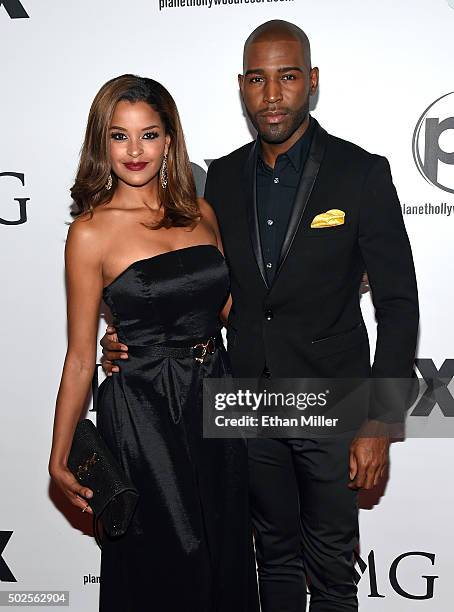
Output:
top-left (273, 177), bottom-right (279, 184)
top-left (267, 219), bottom-right (274, 226)
top-left (266, 262), bottom-right (272, 269)
top-left (264, 309), bottom-right (273, 321)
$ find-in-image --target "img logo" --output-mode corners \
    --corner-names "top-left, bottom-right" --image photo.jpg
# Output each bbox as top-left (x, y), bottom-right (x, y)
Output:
top-left (355, 550), bottom-right (438, 600)
top-left (0, 172), bottom-right (31, 225)
top-left (412, 92), bottom-right (454, 194)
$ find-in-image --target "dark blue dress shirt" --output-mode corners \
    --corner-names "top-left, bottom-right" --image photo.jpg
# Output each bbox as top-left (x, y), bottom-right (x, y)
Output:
top-left (256, 117), bottom-right (315, 284)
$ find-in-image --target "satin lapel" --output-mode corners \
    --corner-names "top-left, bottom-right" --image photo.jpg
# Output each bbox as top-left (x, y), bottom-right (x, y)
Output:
top-left (243, 140), bottom-right (268, 288)
top-left (271, 120), bottom-right (328, 287)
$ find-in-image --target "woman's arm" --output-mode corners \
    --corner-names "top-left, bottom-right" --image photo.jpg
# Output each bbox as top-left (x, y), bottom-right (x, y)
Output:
top-left (49, 217), bottom-right (104, 513)
top-left (198, 197), bottom-right (232, 325)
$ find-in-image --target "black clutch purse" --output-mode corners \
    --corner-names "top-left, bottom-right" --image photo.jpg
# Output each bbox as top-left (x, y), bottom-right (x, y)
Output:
top-left (67, 418), bottom-right (139, 548)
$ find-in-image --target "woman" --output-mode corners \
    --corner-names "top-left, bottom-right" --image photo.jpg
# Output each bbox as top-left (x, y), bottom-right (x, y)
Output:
top-left (49, 74), bottom-right (259, 612)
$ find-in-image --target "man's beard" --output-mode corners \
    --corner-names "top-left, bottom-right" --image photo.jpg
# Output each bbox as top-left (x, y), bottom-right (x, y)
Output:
top-left (251, 101), bottom-right (309, 145)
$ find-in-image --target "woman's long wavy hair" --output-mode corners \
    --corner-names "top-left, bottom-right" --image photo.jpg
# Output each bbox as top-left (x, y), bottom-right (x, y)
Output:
top-left (70, 74), bottom-right (199, 228)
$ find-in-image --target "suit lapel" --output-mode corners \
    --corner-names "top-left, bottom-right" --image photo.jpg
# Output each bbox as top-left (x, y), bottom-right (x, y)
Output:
top-left (271, 119), bottom-right (328, 287)
top-left (243, 141), bottom-right (269, 288)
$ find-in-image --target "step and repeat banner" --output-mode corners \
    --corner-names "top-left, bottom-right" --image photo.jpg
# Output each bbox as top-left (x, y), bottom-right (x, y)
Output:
top-left (1, 0), bottom-right (453, 609)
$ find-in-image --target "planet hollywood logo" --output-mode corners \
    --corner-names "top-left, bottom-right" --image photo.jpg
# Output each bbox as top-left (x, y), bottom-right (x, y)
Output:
top-left (0, 0), bottom-right (29, 18)
top-left (412, 92), bottom-right (454, 195)
top-left (83, 573), bottom-right (100, 585)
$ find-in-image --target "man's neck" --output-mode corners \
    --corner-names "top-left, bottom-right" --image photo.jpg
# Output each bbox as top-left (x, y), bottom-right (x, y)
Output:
top-left (259, 115), bottom-right (310, 169)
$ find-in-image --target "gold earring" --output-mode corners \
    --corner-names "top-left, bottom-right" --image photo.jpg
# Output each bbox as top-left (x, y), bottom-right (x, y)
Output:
top-left (105, 174), bottom-right (113, 190)
top-left (160, 154), bottom-right (168, 190)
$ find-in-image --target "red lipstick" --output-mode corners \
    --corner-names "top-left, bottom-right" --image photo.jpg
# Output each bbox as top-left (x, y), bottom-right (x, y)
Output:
top-left (124, 162), bottom-right (148, 171)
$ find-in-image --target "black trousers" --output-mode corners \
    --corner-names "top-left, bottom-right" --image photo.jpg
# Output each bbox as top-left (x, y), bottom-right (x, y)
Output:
top-left (248, 436), bottom-right (359, 612)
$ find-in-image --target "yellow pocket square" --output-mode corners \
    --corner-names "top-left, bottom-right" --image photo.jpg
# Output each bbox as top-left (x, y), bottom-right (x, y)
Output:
top-left (310, 209), bottom-right (345, 229)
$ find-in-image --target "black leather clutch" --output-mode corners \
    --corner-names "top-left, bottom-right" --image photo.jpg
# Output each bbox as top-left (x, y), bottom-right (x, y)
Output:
top-left (67, 418), bottom-right (139, 548)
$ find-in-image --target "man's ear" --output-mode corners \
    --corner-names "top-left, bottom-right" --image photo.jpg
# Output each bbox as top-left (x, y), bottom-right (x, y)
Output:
top-left (238, 73), bottom-right (244, 91)
top-left (309, 67), bottom-right (319, 95)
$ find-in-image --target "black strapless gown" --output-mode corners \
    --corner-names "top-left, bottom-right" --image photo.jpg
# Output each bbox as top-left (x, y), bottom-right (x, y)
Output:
top-left (96, 244), bottom-right (258, 612)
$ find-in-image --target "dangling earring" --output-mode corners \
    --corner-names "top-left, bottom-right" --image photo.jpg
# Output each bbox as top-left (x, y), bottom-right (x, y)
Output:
top-left (105, 174), bottom-right (113, 190)
top-left (160, 153), bottom-right (168, 190)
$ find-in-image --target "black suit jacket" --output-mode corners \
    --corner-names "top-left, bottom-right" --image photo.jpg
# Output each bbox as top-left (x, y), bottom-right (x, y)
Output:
top-left (204, 119), bottom-right (419, 420)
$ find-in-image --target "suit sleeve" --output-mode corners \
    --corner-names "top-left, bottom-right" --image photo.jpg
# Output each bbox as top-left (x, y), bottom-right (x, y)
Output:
top-left (358, 156), bottom-right (419, 421)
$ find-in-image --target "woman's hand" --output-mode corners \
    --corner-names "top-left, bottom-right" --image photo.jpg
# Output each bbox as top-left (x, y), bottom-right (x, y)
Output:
top-left (100, 325), bottom-right (128, 375)
top-left (49, 463), bottom-right (94, 515)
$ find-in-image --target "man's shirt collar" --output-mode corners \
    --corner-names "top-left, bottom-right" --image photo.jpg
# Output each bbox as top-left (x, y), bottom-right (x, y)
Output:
top-left (257, 115), bottom-right (314, 173)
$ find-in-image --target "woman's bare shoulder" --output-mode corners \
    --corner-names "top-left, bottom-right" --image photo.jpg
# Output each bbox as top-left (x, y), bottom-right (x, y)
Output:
top-left (197, 197), bottom-right (217, 223)
top-left (66, 207), bottom-right (122, 261)
top-left (68, 206), bottom-right (123, 239)
top-left (196, 197), bottom-right (223, 249)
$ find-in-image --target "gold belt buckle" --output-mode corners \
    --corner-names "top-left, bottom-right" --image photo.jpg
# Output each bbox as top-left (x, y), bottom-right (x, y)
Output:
top-left (193, 337), bottom-right (216, 364)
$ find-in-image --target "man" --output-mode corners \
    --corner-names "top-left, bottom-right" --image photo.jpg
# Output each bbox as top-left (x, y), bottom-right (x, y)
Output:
top-left (102, 20), bottom-right (419, 611)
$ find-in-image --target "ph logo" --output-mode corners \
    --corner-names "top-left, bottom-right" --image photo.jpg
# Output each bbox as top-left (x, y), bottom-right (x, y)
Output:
top-left (412, 92), bottom-right (454, 194)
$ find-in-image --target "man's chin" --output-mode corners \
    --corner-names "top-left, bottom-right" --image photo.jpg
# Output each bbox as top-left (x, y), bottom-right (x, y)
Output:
top-left (255, 110), bottom-right (309, 145)
top-left (258, 126), bottom-right (292, 145)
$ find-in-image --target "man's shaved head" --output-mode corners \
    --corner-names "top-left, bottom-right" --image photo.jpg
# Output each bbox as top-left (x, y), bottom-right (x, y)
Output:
top-left (239, 19), bottom-right (318, 150)
top-left (243, 20), bottom-right (311, 71)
